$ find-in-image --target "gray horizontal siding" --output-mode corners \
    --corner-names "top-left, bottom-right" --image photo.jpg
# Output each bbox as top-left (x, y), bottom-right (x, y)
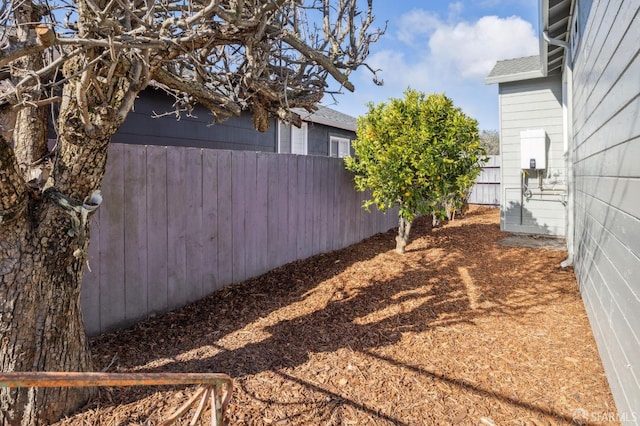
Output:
top-left (575, 136), bottom-right (640, 178)
top-left (498, 75), bottom-right (566, 236)
top-left (571, 0), bottom-right (640, 419)
top-left (306, 121), bottom-right (356, 156)
top-left (82, 144), bottom-right (397, 335)
top-left (115, 90), bottom-right (358, 158)
top-left (113, 89), bottom-right (278, 152)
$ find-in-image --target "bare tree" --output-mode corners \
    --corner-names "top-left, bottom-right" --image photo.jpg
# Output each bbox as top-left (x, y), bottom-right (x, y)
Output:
top-left (479, 129), bottom-right (500, 155)
top-left (0, 0), bottom-right (382, 423)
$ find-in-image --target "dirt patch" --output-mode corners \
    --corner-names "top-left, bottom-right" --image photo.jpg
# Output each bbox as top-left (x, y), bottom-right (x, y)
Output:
top-left (497, 235), bottom-right (567, 251)
top-left (56, 207), bottom-right (617, 425)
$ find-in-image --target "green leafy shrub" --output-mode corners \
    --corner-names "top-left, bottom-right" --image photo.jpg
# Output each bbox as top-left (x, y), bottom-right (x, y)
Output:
top-left (345, 89), bottom-right (486, 253)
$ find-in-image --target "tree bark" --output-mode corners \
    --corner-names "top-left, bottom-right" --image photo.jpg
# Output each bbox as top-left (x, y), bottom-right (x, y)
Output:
top-left (0, 214), bottom-right (95, 425)
top-left (1, 58), bottom-right (115, 424)
top-left (395, 216), bottom-right (412, 254)
top-left (11, 0), bottom-right (50, 184)
top-left (0, 136), bottom-right (111, 425)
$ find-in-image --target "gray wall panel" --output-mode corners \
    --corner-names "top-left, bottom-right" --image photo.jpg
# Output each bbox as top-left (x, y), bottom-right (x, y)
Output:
top-left (498, 75), bottom-right (566, 236)
top-left (306, 122), bottom-right (356, 156)
top-left (571, 1), bottom-right (640, 419)
top-left (113, 89), bottom-right (278, 152)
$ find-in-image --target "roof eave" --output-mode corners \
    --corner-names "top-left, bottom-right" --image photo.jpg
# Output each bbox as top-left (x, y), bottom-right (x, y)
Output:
top-left (302, 115), bottom-right (356, 132)
top-left (485, 70), bottom-right (545, 85)
top-left (539, 0), bottom-right (550, 77)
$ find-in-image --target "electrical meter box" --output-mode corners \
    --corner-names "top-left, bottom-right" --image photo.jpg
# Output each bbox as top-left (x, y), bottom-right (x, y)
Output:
top-left (520, 128), bottom-right (546, 169)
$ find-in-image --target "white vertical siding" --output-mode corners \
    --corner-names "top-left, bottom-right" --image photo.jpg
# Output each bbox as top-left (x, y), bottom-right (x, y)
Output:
top-left (571, 0), bottom-right (640, 418)
top-left (498, 76), bottom-right (567, 236)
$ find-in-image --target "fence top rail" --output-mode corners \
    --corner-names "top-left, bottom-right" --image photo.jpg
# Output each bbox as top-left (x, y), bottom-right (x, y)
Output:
top-left (0, 372), bottom-right (232, 388)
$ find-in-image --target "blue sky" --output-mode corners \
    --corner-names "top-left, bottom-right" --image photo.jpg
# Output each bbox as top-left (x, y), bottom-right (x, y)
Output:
top-left (323, 0), bottom-right (541, 131)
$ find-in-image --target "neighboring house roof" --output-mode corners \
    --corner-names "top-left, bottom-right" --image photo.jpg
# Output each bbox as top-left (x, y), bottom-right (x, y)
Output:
top-left (485, 55), bottom-right (544, 84)
top-left (293, 106), bottom-right (357, 132)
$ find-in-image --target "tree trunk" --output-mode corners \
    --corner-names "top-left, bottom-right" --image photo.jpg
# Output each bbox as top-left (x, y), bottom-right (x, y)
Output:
top-left (395, 216), bottom-right (412, 254)
top-left (1, 69), bottom-right (114, 423)
top-left (0, 213), bottom-right (95, 425)
top-left (0, 133), bottom-right (110, 423)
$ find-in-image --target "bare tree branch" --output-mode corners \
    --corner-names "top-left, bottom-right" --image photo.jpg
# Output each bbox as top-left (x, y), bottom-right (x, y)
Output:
top-left (1, 0), bottom-right (384, 197)
top-left (0, 40), bottom-right (47, 68)
top-left (150, 67), bottom-right (242, 119)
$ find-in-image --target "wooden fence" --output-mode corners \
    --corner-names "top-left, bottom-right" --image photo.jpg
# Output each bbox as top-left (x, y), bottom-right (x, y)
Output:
top-left (82, 144), bottom-right (397, 335)
top-left (468, 155), bottom-right (500, 206)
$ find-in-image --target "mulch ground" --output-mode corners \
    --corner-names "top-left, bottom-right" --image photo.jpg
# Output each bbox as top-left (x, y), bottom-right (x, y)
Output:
top-left (56, 207), bottom-right (618, 425)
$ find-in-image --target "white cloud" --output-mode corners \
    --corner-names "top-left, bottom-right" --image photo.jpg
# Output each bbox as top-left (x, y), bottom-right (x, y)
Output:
top-left (429, 15), bottom-right (539, 79)
top-left (325, 7), bottom-right (539, 131)
top-left (374, 12), bottom-right (538, 89)
top-left (448, 2), bottom-right (464, 20)
top-left (396, 9), bottom-right (442, 45)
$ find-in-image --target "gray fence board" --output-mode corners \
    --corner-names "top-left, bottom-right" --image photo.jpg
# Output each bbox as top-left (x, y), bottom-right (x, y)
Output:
top-left (231, 150), bottom-right (246, 283)
top-left (302, 156), bottom-right (313, 259)
top-left (98, 143), bottom-right (126, 331)
top-left (202, 149), bottom-right (219, 294)
top-left (217, 151), bottom-right (233, 287)
top-left (321, 158), bottom-right (331, 253)
top-left (166, 148), bottom-right (188, 308)
top-left (338, 169), bottom-right (348, 248)
top-left (275, 155), bottom-right (289, 267)
top-left (242, 151), bottom-right (255, 279)
top-left (146, 145), bottom-right (168, 315)
top-left (265, 155), bottom-right (276, 269)
top-left (469, 155), bottom-right (501, 206)
top-left (255, 153), bottom-right (269, 276)
top-left (286, 156), bottom-right (298, 265)
top-left (124, 145), bottom-right (148, 323)
top-left (311, 158), bottom-right (320, 254)
top-left (296, 156), bottom-right (307, 260)
top-left (265, 154), bottom-right (278, 269)
top-left (326, 159), bottom-right (337, 252)
top-left (185, 148), bottom-right (204, 303)
top-left (83, 145), bottom-right (398, 334)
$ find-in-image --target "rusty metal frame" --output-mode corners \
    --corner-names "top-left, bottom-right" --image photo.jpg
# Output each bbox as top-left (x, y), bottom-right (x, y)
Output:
top-left (0, 372), bottom-right (233, 425)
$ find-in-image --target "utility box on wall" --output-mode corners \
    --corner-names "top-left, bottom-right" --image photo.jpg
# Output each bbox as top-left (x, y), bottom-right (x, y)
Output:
top-left (520, 128), bottom-right (546, 169)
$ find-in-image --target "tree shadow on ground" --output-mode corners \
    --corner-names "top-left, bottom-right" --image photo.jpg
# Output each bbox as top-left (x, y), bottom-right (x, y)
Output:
top-left (90, 223), bottom-right (401, 364)
top-left (141, 224), bottom-right (573, 379)
top-left (75, 210), bottom-right (584, 424)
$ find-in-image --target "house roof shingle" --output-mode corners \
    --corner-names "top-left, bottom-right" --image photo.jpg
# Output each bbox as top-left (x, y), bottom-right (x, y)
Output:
top-left (293, 106), bottom-right (357, 132)
top-left (485, 55), bottom-right (544, 84)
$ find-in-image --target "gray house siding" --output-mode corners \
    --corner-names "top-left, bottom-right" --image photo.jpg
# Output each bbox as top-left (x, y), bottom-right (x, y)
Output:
top-left (113, 89), bottom-right (278, 151)
top-left (307, 122), bottom-right (356, 156)
top-left (571, 0), bottom-right (640, 417)
top-left (498, 76), bottom-right (566, 236)
top-left (116, 90), bottom-right (358, 158)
